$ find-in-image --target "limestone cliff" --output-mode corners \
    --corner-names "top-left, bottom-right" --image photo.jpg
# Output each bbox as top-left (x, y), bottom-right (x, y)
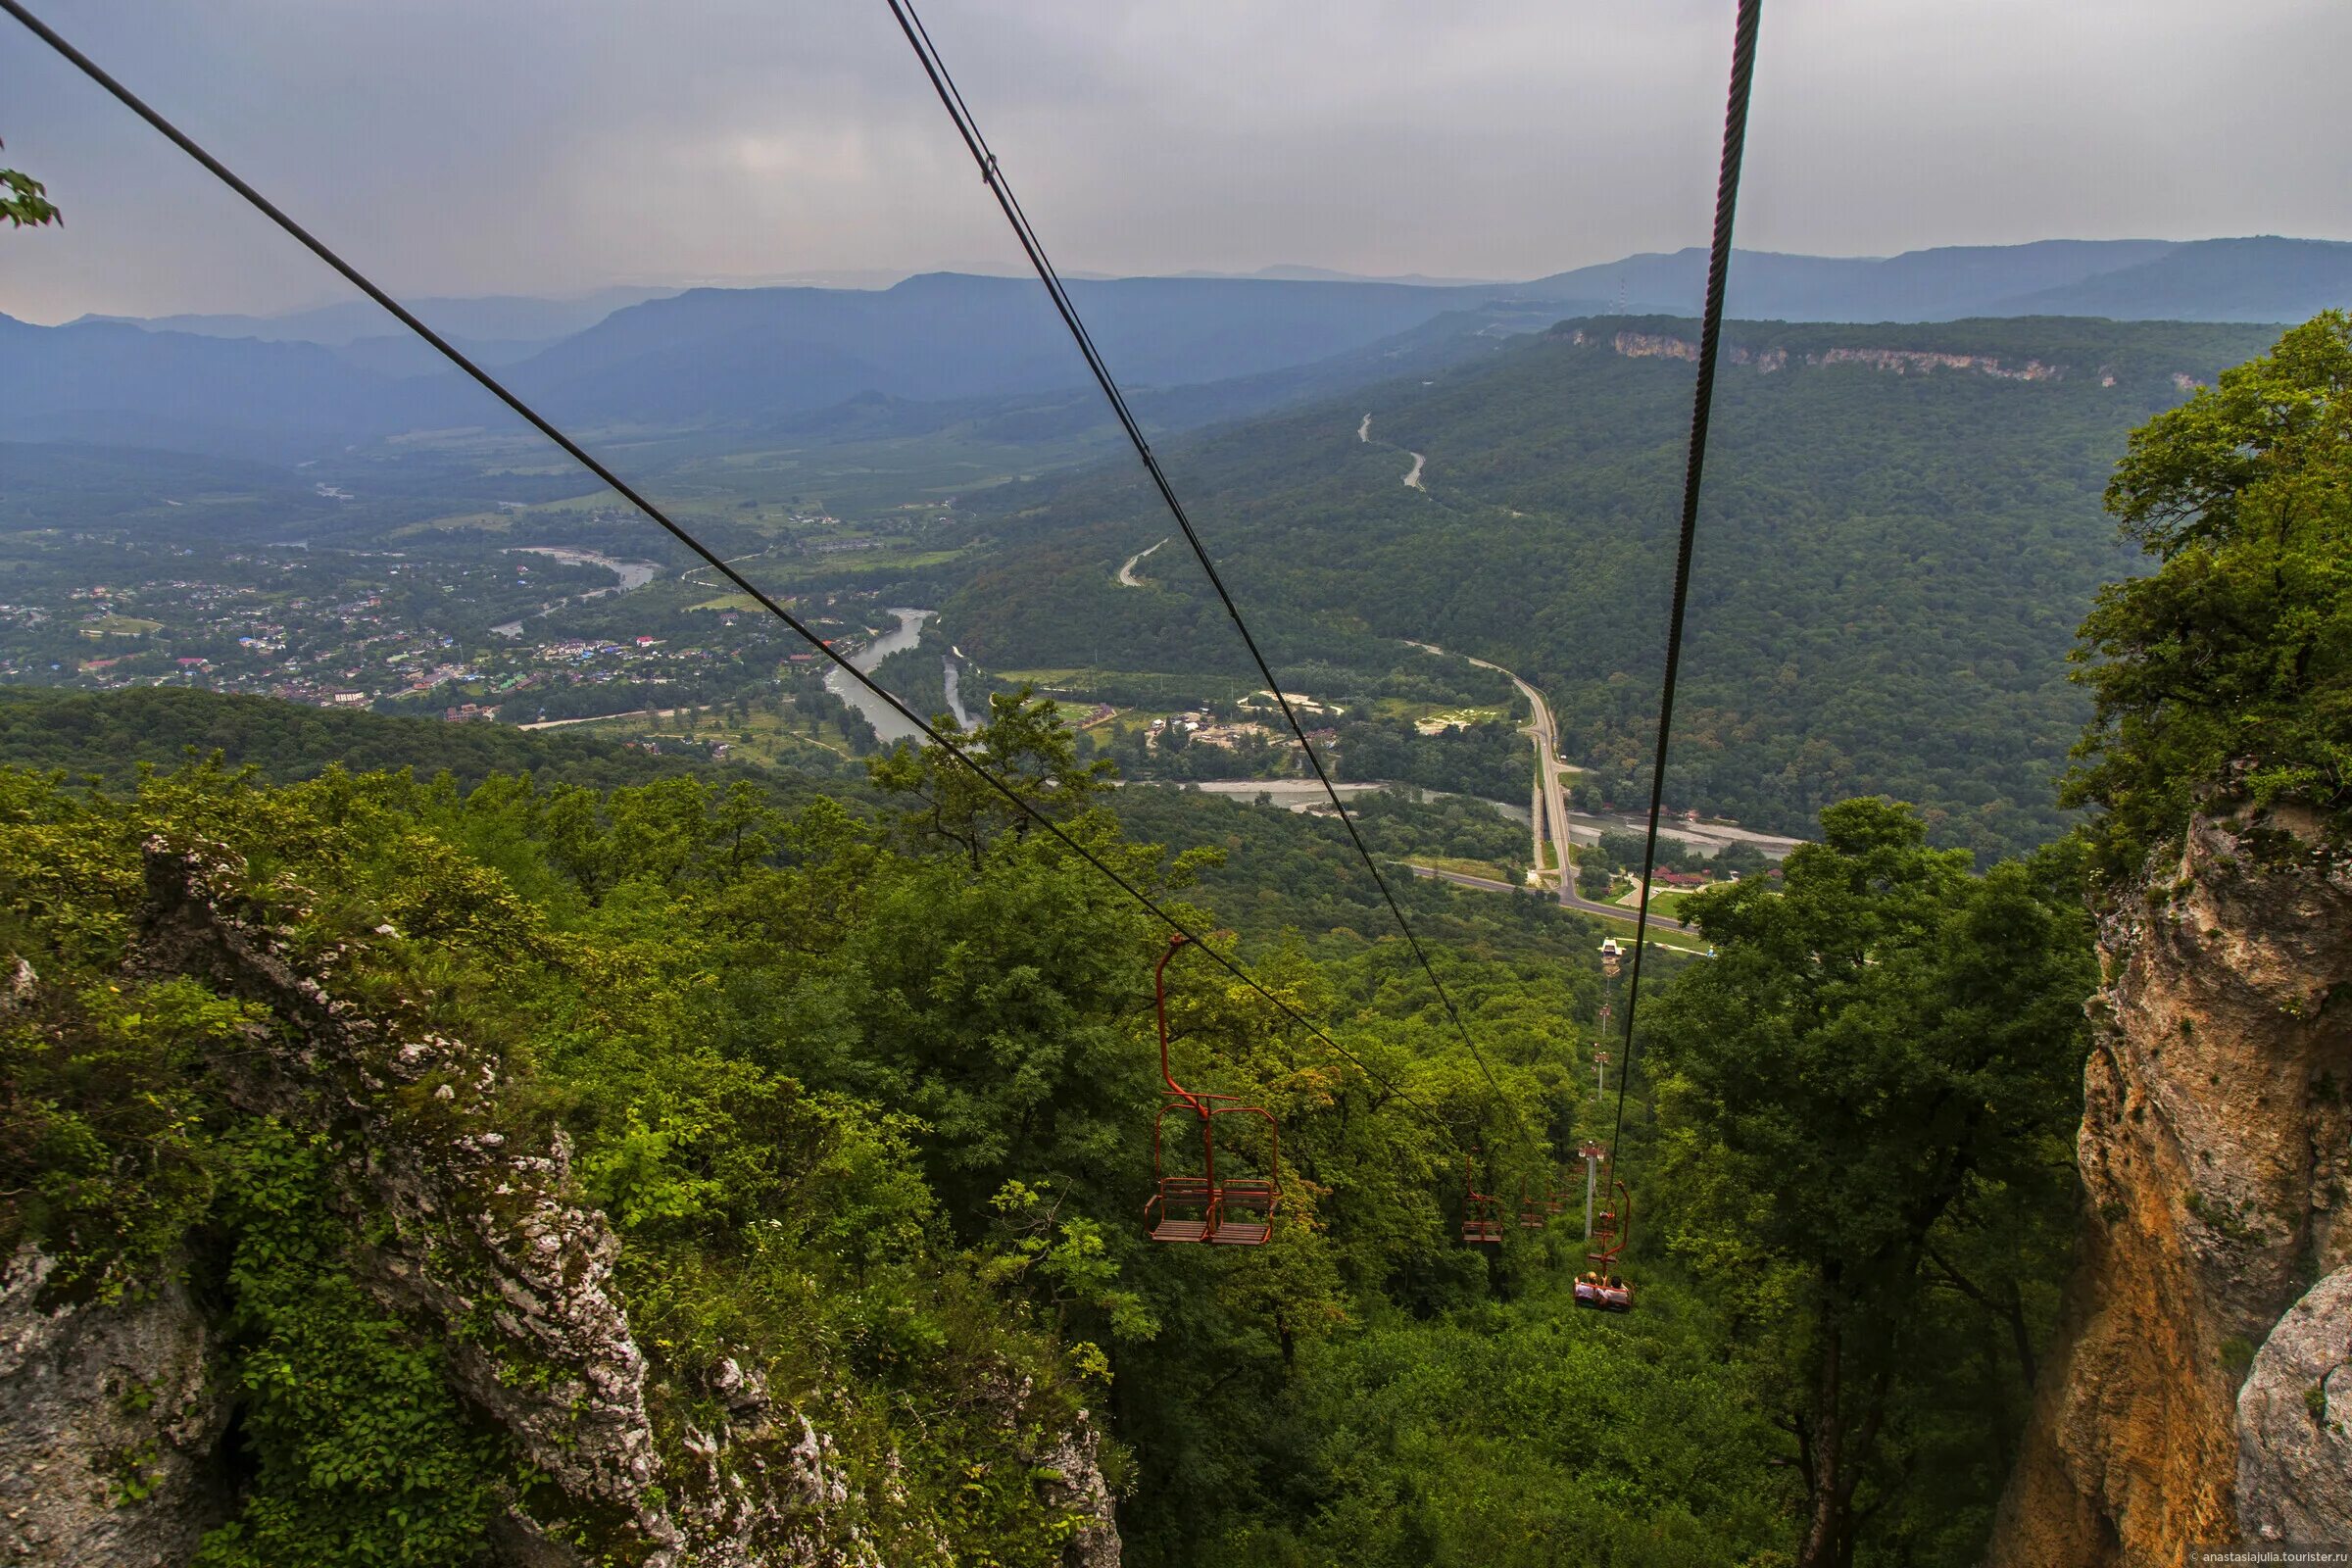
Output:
top-left (1990, 799), bottom-right (2352, 1564)
top-left (1, 840), bottom-right (1120, 1567)
top-left (0, 1245), bottom-right (225, 1565)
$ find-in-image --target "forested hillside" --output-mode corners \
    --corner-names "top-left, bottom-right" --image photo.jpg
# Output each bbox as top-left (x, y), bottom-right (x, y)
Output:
top-left (2, 684), bottom-right (2098, 1565)
top-left (948, 316), bottom-right (2279, 858)
top-left (0, 685), bottom-right (856, 792)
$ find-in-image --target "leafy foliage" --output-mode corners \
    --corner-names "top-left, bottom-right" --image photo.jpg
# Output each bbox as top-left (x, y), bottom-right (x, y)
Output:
top-left (193, 1122), bottom-right (513, 1568)
top-left (0, 686), bottom-right (2106, 1567)
top-left (1647, 800), bottom-right (2095, 1566)
top-left (2064, 311), bottom-right (2352, 871)
top-left (1, 140), bottom-right (58, 228)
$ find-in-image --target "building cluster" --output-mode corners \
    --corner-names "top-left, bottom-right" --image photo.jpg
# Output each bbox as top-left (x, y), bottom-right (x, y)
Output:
top-left (0, 544), bottom-right (792, 725)
top-left (1147, 711), bottom-right (1280, 752)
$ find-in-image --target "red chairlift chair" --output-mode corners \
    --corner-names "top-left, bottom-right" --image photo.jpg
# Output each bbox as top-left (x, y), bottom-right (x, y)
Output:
top-left (1539, 1175), bottom-right (1571, 1225)
top-left (1144, 934), bottom-right (1281, 1247)
top-left (1517, 1177), bottom-right (1553, 1230)
top-left (1462, 1150), bottom-right (1505, 1245)
top-left (1583, 1177), bottom-right (1636, 1312)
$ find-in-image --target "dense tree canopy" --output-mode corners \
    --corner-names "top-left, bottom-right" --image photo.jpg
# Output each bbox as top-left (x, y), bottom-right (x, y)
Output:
top-left (1648, 801), bottom-right (2094, 1567)
top-left (0, 662), bottom-right (2126, 1566)
top-left (948, 318), bottom-right (2278, 858)
top-left (2064, 311), bottom-right (2352, 873)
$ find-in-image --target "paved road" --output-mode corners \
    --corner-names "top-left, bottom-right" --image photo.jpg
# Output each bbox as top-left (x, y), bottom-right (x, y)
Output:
top-left (519, 701), bottom-right (709, 732)
top-left (1405, 862), bottom-right (1516, 894)
top-left (1451, 650), bottom-right (1586, 915)
top-left (1115, 538), bottom-right (1166, 587)
top-left (1401, 639), bottom-right (1723, 933)
top-left (1404, 862), bottom-right (1696, 934)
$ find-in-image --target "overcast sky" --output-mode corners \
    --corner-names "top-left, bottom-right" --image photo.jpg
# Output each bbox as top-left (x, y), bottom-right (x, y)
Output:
top-left (2, 0), bottom-right (2346, 323)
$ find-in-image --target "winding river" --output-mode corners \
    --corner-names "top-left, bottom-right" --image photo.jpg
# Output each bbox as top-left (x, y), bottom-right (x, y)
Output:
top-left (825, 608), bottom-right (934, 744)
top-left (489, 547), bottom-right (661, 636)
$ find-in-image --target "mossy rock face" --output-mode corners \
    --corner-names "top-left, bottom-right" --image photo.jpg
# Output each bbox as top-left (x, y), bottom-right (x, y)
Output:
top-left (2, 771), bottom-right (1115, 1568)
top-left (133, 840), bottom-right (670, 1557)
top-left (0, 1246), bottom-right (227, 1566)
top-left (2239, 1266), bottom-right (2352, 1543)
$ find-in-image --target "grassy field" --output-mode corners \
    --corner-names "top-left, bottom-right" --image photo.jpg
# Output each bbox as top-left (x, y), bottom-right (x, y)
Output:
top-left (1616, 888), bottom-right (1694, 920)
top-left (559, 703), bottom-right (865, 767)
top-left (1584, 902), bottom-right (1710, 954)
top-left (81, 613), bottom-right (165, 636)
top-left (1036, 699), bottom-right (1119, 730)
top-left (1423, 861), bottom-right (1712, 955)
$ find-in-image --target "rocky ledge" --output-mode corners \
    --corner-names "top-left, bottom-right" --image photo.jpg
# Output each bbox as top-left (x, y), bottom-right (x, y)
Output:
top-left (1990, 799), bottom-right (2352, 1563)
top-left (0, 839), bottom-right (1118, 1566)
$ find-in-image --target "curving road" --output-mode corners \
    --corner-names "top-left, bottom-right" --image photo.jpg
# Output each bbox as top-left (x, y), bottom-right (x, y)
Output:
top-left (1401, 640), bottom-right (1699, 934)
top-left (1115, 538), bottom-right (1167, 587)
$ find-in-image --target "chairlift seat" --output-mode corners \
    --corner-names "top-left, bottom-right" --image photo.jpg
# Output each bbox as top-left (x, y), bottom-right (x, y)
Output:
top-left (1148, 1174), bottom-right (1215, 1245)
top-left (1210, 1176), bottom-right (1278, 1247)
top-left (1145, 939), bottom-right (1284, 1247)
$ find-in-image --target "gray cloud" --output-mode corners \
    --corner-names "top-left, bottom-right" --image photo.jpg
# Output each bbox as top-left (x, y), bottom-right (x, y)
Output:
top-left (3, 0), bottom-right (2347, 323)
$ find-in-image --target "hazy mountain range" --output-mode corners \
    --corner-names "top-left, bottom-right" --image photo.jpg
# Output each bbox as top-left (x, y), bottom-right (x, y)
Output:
top-left (6, 235), bottom-right (2347, 461)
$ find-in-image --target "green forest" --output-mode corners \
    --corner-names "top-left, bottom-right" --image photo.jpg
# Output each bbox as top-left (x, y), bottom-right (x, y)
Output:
top-left (944, 316), bottom-right (2282, 860)
top-left (3, 692), bottom-right (2090, 1567)
top-left (8, 275), bottom-right (2347, 1564)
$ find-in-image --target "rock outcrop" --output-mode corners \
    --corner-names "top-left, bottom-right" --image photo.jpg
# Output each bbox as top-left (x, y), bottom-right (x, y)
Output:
top-left (3, 838), bottom-right (1120, 1565)
top-left (1989, 800), bottom-right (2352, 1564)
top-left (2237, 1265), bottom-right (2352, 1543)
top-left (1567, 325), bottom-right (2055, 380)
top-left (0, 1245), bottom-right (226, 1566)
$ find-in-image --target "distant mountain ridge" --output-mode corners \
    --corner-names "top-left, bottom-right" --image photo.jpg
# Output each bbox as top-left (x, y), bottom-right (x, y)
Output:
top-left (1993, 237), bottom-right (2352, 320)
top-left (1538, 236), bottom-right (2352, 323)
top-left (12, 236), bottom-right (2348, 460)
top-left (70, 286), bottom-right (679, 347)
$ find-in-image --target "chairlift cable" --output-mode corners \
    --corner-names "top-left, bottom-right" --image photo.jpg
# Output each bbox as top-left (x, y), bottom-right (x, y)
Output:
top-left (1606, 0), bottom-right (1764, 1170)
top-left (885, 0), bottom-right (1530, 1145)
top-left (0, 0), bottom-right (1456, 1139)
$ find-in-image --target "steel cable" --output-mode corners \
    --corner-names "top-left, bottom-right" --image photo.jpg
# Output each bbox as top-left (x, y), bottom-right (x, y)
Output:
top-left (884, 0), bottom-right (1529, 1144)
top-left (0, 0), bottom-right (1459, 1143)
top-left (1606, 0), bottom-right (1765, 1167)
